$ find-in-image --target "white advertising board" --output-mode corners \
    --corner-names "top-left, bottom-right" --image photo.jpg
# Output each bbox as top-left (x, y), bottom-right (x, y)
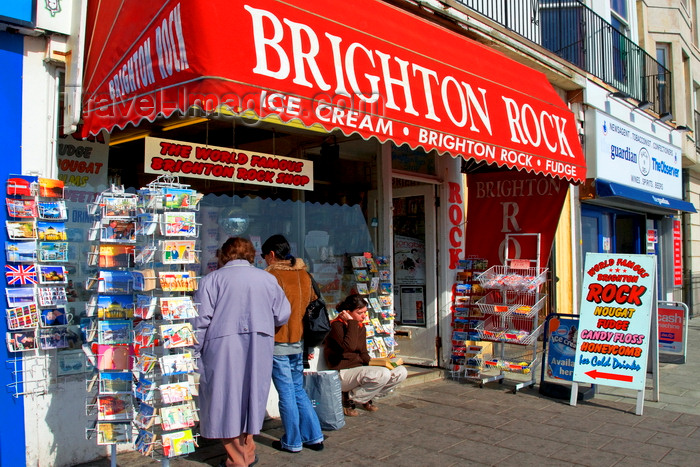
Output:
top-left (573, 253), bottom-right (656, 391)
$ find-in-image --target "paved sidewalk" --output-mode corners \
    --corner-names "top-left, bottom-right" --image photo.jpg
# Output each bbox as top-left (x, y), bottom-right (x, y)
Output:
top-left (77, 318), bottom-right (700, 467)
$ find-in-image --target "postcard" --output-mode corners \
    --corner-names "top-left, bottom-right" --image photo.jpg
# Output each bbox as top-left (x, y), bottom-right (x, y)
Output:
top-left (6, 175), bottom-right (38, 196)
top-left (160, 382), bottom-right (193, 404)
top-left (158, 271), bottom-right (197, 292)
top-left (98, 244), bottom-right (135, 268)
top-left (366, 257), bottom-right (378, 273)
top-left (95, 295), bottom-right (134, 319)
top-left (5, 263), bottom-right (38, 286)
top-left (135, 429), bottom-right (155, 455)
top-left (160, 323), bottom-right (196, 349)
top-left (6, 288), bottom-right (35, 308)
top-left (40, 307), bottom-right (70, 326)
top-left (161, 212), bottom-right (197, 237)
top-left (6, 241), bottom-right (37, 262)
top-left (163, 188), bottom-right (201, 209)
top-left (135, 213), bottom-right (159, 236)
top-left (38, 178), bottom-right (64, 198)
top-left (39, 326), bottom-right (70, 350)
top-left (160, 296), bottom-right (197, 320)
top-left (134, 295), bottom-right (157, 320)
top-left (369, 297), bottom-right (382, 312)
top-left (351, 256), bottom-right (366, 269)
top-left (80, 317), bottom-right (97, 343)
top-left (355, 283), bottom-right (369, 295)
top-left (379, 270), bottom-right (391, 281)
top-left (37, 265), bottom-right (67, 285)
top-left (161, 239), bottom-right (198, 264)
top-left (98, 319), bottom-right (132, 345)
top-left (134, 245), bottom-right (157, 265)
top-left (97, 394), bottom-right (133, 421)
top-left (96, 422), bottom-right (131, 445)
top-left (57, 348), bottom-right (93, 376)
top-left (159, 352), bottom-right (196, 376)
top-left (133, 321), bottom-right (157, 348)
top-left (370, 277), bottom-right (379, 294)
top-left (6, 329), bottom-right (37, 352)
top-left (376, 256), bottom-right (390, 266)
top-left (379, 282), bottom-right (392, 295)
top-left (134, 376), bottom-right (156, 402)
top-left (162, 429), bottom-right (196, 457)
top-left (37, 201), bottom-right (67, 220)
top-left (353, 269), bottom-right (369, 282)
top-left (378, 295), bottom-right (392, 307)
top-left (134, 402), bottom-right (156, 429)
top-left (37, 287), bottom-right (67, 307)
top-left (98, 271), bottom-right (133, 294)
top-left (101, 195), bottom-right (137, 217)
top-left (37, 221), bottom-right (66, 241)
top-left (96, 344), bottom-right (132, 371)
top-left (6, 221), bottom-right (37, 240)
top-left (6, 303), bottom-right (39, 330)
top-left (132, 269), bottom-right (156, 292)
top-left (7, 199), bottom-right (37, 218)
top-left (137, 188), bottom-right (160, 210)
top-left (100, 218), bottom-right (136, 243)
top-left (133, 353), bottom-right (157, 374)
top-left (38, 242), bottom-right (69, 262)
top-left (99, 372), bottom-right (133, 394)
top-left (160, 402), bottom-right (196, 431)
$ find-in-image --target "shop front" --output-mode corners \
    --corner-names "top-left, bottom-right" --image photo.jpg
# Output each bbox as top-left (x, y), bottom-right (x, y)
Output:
top-left (80, 0), bottom-right (585, 364)
top-left (581, 109), bottom-right (696, 300)
top-left (10, 0), bottom-right (586, 464)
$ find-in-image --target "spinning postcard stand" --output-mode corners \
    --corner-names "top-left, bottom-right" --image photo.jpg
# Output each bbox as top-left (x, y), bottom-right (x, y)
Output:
top-left (84, 177), bottom-right (201, 465)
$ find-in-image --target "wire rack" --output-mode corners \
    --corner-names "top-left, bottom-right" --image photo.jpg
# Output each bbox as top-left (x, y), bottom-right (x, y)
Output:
top-left (476, 290), bottom-right (546, 318)
top-left (475, 314), bottom-right (544, 345)
top-left (476, 265), bottom-right (547, 292)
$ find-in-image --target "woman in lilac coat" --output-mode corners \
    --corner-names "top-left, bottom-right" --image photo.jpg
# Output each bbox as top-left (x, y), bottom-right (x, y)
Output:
top-left (192, 237), bottom-right (291, 467)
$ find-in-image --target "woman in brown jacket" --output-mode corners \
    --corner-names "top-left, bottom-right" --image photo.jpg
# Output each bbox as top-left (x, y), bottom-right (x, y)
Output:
top-left (262, 235), bottom-right (324, 453)
top-left (325, 294), bottom-right (407, 416)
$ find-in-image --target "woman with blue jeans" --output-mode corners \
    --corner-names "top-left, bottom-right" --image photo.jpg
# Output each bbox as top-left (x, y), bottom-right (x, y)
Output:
top-left (262, 235), bottom-right (325, 453)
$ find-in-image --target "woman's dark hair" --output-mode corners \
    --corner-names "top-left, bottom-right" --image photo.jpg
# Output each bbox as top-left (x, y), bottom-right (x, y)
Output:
top-left (219, 237), bottom-right (255, 264)
top-left (261, 234), bottom-right (296, 266)
top-left (336, 294), bottom-right (368, 313)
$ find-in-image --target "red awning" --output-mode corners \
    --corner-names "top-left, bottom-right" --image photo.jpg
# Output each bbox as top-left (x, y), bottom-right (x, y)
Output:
top-left (81, 0), bottom-right (586, 182)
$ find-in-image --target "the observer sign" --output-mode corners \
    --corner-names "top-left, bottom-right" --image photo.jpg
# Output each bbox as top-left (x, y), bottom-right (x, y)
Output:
top-left (573, 253), bottom-right (656, 391)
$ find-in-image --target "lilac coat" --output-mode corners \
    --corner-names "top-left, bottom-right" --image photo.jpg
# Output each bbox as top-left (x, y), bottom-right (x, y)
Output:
top-left (191, 259), bottom-right (291, 439)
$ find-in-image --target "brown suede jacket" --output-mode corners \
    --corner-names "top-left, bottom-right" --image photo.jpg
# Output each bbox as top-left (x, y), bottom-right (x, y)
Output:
top-left (324, 318), bottom-right (370, 370)
top-left (266, 258), bottom-right (315, 344)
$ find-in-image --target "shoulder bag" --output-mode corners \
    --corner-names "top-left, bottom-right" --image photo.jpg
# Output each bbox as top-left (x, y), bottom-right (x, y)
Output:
top-left (303, 273), bottom-right (331, 348)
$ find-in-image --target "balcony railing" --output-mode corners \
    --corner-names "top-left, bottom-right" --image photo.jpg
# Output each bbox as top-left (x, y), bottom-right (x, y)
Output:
top-left (456, 0), bottom-right (672, 115)
top-left (695, 111), bottom-right (700, 152)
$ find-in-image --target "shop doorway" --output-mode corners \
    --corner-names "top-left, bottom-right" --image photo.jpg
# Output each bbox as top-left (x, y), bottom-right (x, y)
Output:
top-left (581, 205), bottom-right (645, 255)
top-left (392, 184), bottom-right (438, 365)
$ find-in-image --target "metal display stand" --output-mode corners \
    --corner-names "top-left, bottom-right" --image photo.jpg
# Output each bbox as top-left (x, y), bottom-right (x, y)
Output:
top-left (472, 233), bottom-right (547, 392)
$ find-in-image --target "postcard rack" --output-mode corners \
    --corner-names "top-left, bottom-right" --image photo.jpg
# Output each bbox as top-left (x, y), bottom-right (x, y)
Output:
top-left (5, 354), bottom-right (49, 398)
top-left (4, 175), bottom-right (73, 397)
top-left (347, 254), bottom-right (397, 357)
top-left (82, 179), bottom-right (202, 463)
top-left (449, 257), bottom-right (489, 382)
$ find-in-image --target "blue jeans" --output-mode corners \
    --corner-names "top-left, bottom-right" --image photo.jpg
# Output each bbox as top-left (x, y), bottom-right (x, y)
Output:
top-left (271, 353), bottom-right (324, 451)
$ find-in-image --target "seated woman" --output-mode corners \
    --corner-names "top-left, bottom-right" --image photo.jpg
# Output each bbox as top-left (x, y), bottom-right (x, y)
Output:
top-left (324, 294), bottom-right (407, 416)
